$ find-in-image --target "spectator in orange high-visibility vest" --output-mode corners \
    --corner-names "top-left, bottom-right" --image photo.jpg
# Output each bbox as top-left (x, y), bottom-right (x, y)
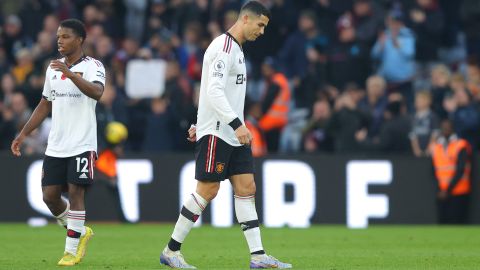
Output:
top-left (258, 57), bottom-right (290, 152)
top-left (431, 119), bottom-right (472, 224)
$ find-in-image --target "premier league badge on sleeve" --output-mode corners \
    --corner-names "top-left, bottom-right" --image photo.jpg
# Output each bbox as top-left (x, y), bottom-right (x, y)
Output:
top-left (214, 60), bottom-right (225, 71)
top-left (213, 60), bottom-right (225, 78)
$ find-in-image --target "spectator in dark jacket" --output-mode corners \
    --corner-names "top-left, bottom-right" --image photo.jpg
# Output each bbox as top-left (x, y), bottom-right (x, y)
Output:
top-left (352, 0), bottom-right (385, 83)
top-left (444, 76), bottom-right (480, 148)
top-left (142, 97), bottom-right (174, 153)
top-left (460, 0), bottom-right (480, 58)
top-left (353, 0), bottom-right (385, 48)
top-left (163, 60), bottom-right (196, 151)
top-left (430, 64), bottom-right (452, 120)
top-left (302, 99), bottom-right (334, 153)
top-left (327, 89), bottom-right (369, 152)
top-left (407, 0), bottom-right (444, 64)
top-left (410, 91), bottom-right (439, 157)
top-left (326, 13), bottom-right (364, 89)
top-left (278, 10), bottom-right (328, 84)
top-left (358, 75), bottom-right (388, 138)
top-left (357, 94), bottom-right (412, 153)
top-left (0, 93), bottom-right (16, 150)
top-left (1, 15), bottom-right (34, 64)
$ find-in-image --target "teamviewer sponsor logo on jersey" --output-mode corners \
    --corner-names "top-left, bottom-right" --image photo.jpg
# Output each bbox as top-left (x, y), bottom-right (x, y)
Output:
top-left (51, 90), bottom-right (82, 99)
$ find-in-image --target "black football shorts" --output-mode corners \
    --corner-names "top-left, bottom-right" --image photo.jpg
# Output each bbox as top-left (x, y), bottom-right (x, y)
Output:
top-left (195, 135), bottom-right (254, 182)
top-left (42, 151), bottom-right (97, 186)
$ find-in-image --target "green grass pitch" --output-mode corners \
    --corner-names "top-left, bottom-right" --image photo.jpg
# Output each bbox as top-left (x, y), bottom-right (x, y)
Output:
top-left (0, 224), bottom-right (479, 269)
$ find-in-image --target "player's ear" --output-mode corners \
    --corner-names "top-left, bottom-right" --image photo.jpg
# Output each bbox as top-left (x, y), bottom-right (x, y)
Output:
top-left (242, 13), bottom-right (249, 25)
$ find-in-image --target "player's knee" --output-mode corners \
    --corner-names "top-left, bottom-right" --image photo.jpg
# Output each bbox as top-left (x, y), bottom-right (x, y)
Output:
top-left (236, 180), bottom-right (256, 197)
top-left (42, 193), bottom-right (60, 207)
top-left (68, 194), bottom-right (85, 210)
top-left (197, 182), bottom-right (220, 201)
top-left (203, 188), bottom-right (219, 201)
top-left (246, 180), bottom-right (256, 195)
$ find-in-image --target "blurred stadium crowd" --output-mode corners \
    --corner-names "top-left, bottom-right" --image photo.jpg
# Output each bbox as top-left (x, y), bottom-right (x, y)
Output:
top-left (0, 0), bottom-right (480, 156)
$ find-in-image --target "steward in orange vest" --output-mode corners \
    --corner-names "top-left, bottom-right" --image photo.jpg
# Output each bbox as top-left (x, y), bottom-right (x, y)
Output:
top-left (244, 100), bottom-right (267, 157)
top-left (431, 119), bottom-right (471, 224)
top-left (258, 57), bottom-right (290, 151)
top-left (245, 119), bottom-right (267, 157)
top-left (258, 72), bottom-right (290, 132)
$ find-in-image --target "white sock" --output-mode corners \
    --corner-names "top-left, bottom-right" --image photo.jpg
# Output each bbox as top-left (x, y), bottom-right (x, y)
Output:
top-left (234, 195), bottom-right (264, 254)
top-left (171, 192), bottom-right (208, 244)
top-left (55, 200), bottom-right (70, 227)
top-left (65, 210), bottom-right (86, 255)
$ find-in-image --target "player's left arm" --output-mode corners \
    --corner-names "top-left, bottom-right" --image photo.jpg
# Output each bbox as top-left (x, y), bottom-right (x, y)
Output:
top-left (50, 60), bottom-right (105, 100)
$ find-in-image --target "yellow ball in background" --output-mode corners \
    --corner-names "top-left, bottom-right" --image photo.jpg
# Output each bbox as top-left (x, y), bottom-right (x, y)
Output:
top-left (105, 121), bottom-right (128, 144)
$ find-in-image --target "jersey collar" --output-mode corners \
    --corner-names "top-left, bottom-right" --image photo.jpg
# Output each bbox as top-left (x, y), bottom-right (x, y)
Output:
top-left (65, 55), bottom-right (86, 69)
top-left (226, 32), bottom-right (242, 51)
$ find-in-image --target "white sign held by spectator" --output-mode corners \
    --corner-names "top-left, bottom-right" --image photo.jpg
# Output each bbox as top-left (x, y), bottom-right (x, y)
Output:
top-left (126, 59), bottom-right (166, 98)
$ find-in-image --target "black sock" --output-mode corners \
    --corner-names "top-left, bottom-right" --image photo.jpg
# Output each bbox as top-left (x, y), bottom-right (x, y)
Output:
top-left (251, 250), bottom-right (266, 255)
top-left (168, 238), bottom-right (182, 251)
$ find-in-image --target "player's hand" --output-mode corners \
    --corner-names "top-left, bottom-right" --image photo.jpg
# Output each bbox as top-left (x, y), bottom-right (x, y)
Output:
top-left (187, 124), bottom-right (197, 142)
top-left (11, 134), bottom-right (25, 157)
top-left (50, 60), bottom-right (74, 79)
top-left (235, 125), bottom-right (252, 145)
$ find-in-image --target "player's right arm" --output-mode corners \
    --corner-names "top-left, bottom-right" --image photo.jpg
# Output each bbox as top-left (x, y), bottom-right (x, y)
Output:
top-left (206, 47), bottom-right (252, 144)
top-left (11, 68), bottom-right (54, 156)
top-left (11, 98), bottom-right (52, 156)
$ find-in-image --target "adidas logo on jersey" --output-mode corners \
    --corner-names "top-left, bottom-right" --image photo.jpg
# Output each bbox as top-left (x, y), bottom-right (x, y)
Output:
top-left (79, 173), bottom-right (88, 179)
top-left (52, 75), bottom-right (57, 80)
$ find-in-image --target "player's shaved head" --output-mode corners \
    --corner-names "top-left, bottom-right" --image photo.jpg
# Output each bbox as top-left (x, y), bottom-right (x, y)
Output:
top-left (239, 1), bottom-right (271, 20)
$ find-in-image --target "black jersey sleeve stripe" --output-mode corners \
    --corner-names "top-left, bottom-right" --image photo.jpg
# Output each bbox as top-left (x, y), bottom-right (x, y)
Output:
top-left (92, 81), bottom-right (105, 88)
